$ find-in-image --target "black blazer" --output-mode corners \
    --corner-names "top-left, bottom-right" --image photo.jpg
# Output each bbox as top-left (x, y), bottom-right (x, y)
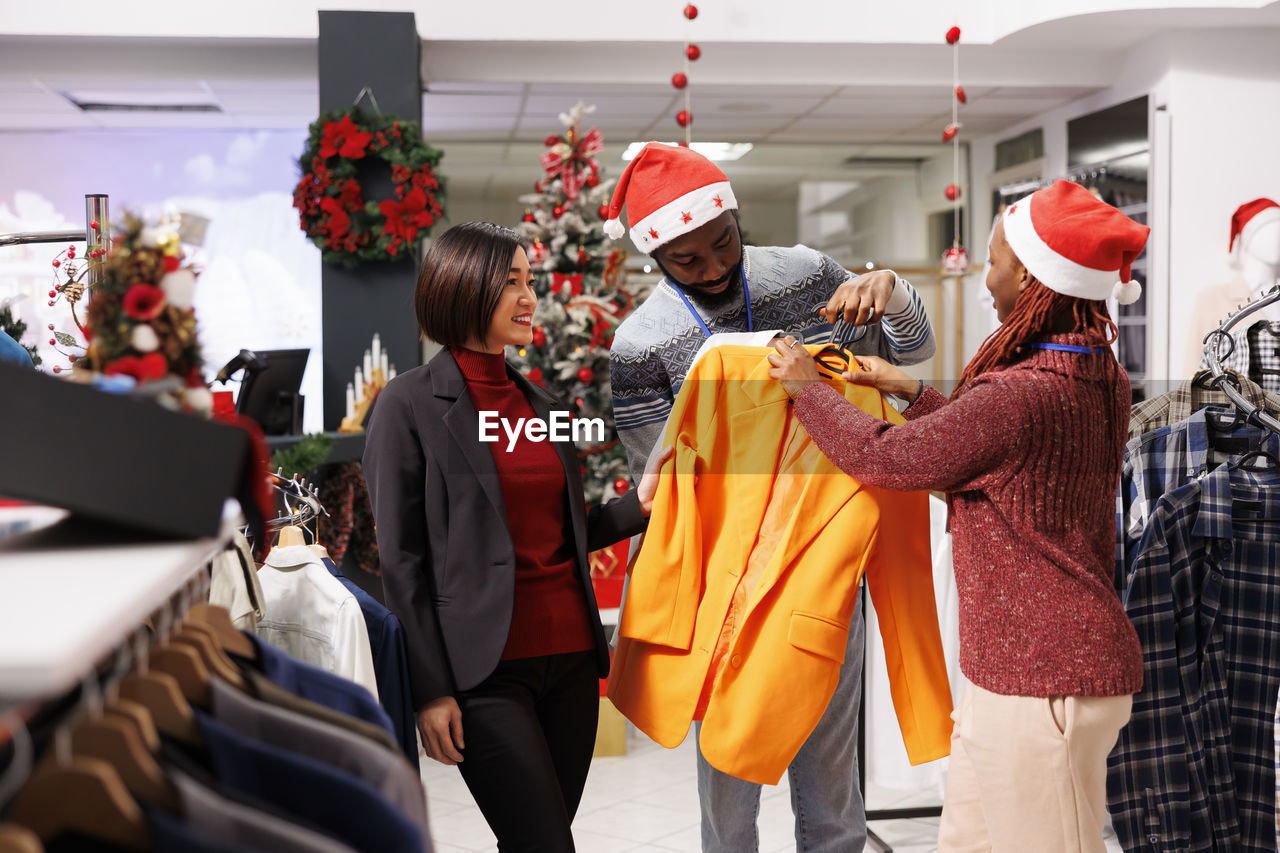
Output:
top-left (363, 347), bottom-right (646, 708)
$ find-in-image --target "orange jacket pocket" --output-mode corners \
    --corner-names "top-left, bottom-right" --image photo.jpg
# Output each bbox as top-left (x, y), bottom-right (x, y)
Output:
top-left (787, 611), bottom-right (849, 663)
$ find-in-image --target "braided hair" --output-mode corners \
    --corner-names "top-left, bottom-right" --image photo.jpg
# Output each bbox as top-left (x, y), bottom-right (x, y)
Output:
top-left (953, 278), bottom-right (1119, 398)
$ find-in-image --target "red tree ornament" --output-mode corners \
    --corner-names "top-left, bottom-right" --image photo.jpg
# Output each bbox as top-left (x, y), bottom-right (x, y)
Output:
top-left (945, 183), bottom-right (962, 201)
top-left (532, 328), bottom-right (547, 347)
top-left (686, 44), bottom-right (701, 61)
top-left (522, 210), bottom-right (535, 223)
top-left (598, 205), bottom-right (610, 220)
top-left (942, 124), bottom-right (959, 142)
top-left (683, 3), bottom-right (698, 19)
top-left (577, 367), bottom-right (595, 384)
top-left (955, 85), bottom-right (967, 104)
top-left (578, 248), bottom-right (589, 265)
top-left (945, 26), bottom-right (961, 44)
top-left (553, 205), bottom-right (565, 218)
top-left (672, 72), bottom-right (688, 90)
top-left (676, 110), bottom-right (692, 128)
top-left (585, 172), bottom-right (600, 188)
top-left (942, 246), bottom-right (971, 274)
top-left (614, 477), bottom-right (630, 494)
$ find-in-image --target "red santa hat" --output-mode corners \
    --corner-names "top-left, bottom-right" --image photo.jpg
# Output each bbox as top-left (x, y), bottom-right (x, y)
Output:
top-left (1002, 180), bottom-right (1151, 306)
top-left (1229, 197), bottom-right (1280, 254)
top-left (602, 142), bottom-right (737, 252)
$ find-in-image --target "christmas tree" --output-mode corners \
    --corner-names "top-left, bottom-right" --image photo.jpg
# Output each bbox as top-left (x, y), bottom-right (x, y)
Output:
top-left (0, 301), bottom-right (41, 367)
top-left (510, 102), bottom-right (637, 505)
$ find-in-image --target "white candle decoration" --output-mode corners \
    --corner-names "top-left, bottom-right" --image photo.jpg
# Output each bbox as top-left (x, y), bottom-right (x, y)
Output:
top-left (345, 383), bottom-right (355, 419)
top-left (354, 367), bottom-right (364, 402)
top-left (363, 350), bottom-right (373, 379)
top-left (389, 364), bottom-right (397, 380)
top-left (371, 334), bottom-right (381, 373)
top-left (381, 350), bottom-right (389, 377)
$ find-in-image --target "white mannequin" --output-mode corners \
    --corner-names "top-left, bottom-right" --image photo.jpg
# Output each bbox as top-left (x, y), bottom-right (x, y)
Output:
top-left (1235, 214), bottom-right (1280, 321)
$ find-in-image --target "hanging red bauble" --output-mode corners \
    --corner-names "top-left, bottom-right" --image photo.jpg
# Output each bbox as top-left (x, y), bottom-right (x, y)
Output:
top-left (614, 477), bottom-right (630, 494)
top-left (686, 44), bottom-right (701, 61)
top-left (578, 249), bottom-right (589, 265)
top-left (544, 134), bottom-right (561, 147)
top-left (522, 210), bottom-right (535, 223)
top-left (945, 183), bottom-right (962, 201)
top-left (529, 241), bottom-right (549, 264)
top-left (942, 246), bottom-right (971, 275)
top-left (945, 26), bottom-right (961, 44)
top-left (527, 367), bottom-right (543, 384)
top-left (585, 172), bottom-right (600, 188)
top-left (683, 3), bottom-right (698, 19)
top-left (598, 205), bottom-right (610, 219)
top-left (534, 181), bottom-right (543, 192)
top-left (577, 367), bottom-right (595, 384)
top-left (672, 72), bottom-right (688, 90)
top-left (942, 124), bottom-right (959, 142)
top-left (676, 110), bottom-right (692, 128)
top-left (532, 328), bottom-right (547, 347)
top-left (955, 85), bottom-right (967, 104)
top-left (553, 205), bottom-right (565, 218)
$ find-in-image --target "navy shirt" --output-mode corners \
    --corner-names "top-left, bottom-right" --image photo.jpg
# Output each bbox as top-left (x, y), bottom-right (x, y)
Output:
top-left (322, 557), bottom-right (419, 771)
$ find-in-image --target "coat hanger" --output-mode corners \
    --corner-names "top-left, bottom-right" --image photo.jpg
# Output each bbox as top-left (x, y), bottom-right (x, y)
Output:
top-left (185, 604), bottom-right (254, 660)
top-left (275, 524), bottom-right (306, 548)
top-left (114, 629), bottom-right (201, 747)
top-left (69, 714), bottom-right (179, 814)
top-left (7, 676), bottom-right (151, 851)
top-left (168, 575), bottom-right (247, 691)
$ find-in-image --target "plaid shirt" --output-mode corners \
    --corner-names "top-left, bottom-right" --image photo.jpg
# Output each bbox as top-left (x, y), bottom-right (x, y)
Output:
top-left (1197, 321), bottom-right (1280, 397)
top-left (1107, 457), bottom-right (1280, 852)
top-left (1116, 409), bottom-right (1270, 593)
top-left (1129, 370), bottom-right (1280, 440)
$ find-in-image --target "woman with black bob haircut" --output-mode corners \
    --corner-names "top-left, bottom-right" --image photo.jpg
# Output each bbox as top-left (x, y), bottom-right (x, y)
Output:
top-left (364, 221), bottom-right (666, 851)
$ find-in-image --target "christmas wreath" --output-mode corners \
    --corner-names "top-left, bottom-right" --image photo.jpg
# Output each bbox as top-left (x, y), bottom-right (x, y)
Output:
top-left (292, 107), bottom-right (446, 268)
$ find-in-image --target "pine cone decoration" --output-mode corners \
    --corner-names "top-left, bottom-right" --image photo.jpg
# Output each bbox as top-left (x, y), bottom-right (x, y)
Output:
top-left (61, 281), bottom-right (86, 304)
top-left (118, 248), bottom-right (165, 292)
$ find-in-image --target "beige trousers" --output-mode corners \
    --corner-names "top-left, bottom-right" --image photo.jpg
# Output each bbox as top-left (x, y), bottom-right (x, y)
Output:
top-left (938, 683), bottom-right (1133, 853)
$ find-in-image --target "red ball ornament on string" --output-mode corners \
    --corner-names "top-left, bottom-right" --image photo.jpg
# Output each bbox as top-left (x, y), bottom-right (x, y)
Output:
top-left (522, 210), bottom-right (535, 223)
top-left (686, 44), bottom-right (701, 61)
top-left (676, 110), bottom-right (692, 128)
top-left (585, 172), bottom-right (600, 188)
top-left (955, 85), bottom-right (967, 104)
top-left (598, 205), bottom-right (610, 220)
top-left (577, 367), bottom-right (595, 384)
top-left (945, 26), bottom-right (961, 44)
top-left (532, 328), bottom-right (547, 347)
top-left (614, 477), bottom-right (630, 495)
top-left (552, 205), bottom-right (565, 219)
top-left (942, 246), bottom-right (971, 275)
top-left (945, 183), bottom-right (962, 201)
top-left (672, 72), bottom-right (688, 90)
top-left (683, 3), bottom-right (698, 19)
top-left (578, 248), bottom-right (589, 265)
top-left (942, 124), bottom-right (959, 142)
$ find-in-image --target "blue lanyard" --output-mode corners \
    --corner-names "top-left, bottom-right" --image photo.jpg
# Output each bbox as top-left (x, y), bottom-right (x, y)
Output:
top-left (1026, 342), bottom-right (1108, 355)
top-left (672, 266), bottom-right (752, 337)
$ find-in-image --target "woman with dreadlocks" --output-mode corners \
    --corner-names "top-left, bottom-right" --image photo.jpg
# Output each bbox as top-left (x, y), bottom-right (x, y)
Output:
top-left (767, 180), bottom-right (1148, 853)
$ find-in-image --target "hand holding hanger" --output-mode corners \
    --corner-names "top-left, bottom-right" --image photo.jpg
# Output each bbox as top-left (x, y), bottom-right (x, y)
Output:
top-left (819, 270), bottom-right (896, 327)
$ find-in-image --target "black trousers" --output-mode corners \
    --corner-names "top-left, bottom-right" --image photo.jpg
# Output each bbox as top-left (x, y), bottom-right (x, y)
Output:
top-left (455, 650), bottom-right (599, 853)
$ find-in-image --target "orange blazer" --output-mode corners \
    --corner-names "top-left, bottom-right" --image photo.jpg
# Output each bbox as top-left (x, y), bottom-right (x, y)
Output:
top-left (608, 345), bottom-right (953, 784)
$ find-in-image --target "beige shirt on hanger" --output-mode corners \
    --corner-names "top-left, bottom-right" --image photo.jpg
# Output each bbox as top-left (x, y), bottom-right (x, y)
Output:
top-left (256, 544), bottom-right (379, 700)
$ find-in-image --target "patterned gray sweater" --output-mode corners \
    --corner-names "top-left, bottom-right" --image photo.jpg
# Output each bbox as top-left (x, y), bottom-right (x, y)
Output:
top-left (609, 244), bottom-right (936, 480)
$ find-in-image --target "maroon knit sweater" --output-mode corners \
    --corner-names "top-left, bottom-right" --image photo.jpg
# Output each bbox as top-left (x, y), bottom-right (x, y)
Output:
top-left (794, 334), bottom-right (1142, 697)
top-left (451, 347), bottom-right (595, 661)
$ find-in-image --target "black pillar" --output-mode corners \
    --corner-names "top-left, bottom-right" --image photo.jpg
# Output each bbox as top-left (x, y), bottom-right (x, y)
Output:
top-left (317, 11), bottom-right (422, 430)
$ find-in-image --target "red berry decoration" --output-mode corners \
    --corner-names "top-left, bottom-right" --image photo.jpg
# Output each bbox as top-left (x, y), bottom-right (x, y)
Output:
top-left (52, 365), bottom-right (62, 373)
top-left (522, 210), bottom-right (535, 223)
top-left (47, 324), bottom-right (54, 331)
top-left (686, 44), bottom-right (701, 61)
top-left (553, 205), bottom-right (565, 219)
top-left (683, 3), bottom-right (698, 19)
top-left (676, 110), bottom-right (692, 128)
top-left (614, 477), bottom-right (630, 494)
top-left (672, 72), bottom-right (688, 90)
top-left (48, 290), bottom-right (55, 298)
top-left (48, 338), bottom-right (55, 345)
top-left (945, 26), bottom-right (961, 44)
top-left (90, 219), bottom-right (99, 230)
top-left (945, 183), bottom-right (962, 201)
top-left (942, 124), bottom-right (959, 142)
top-left (52, 260), bottom-right (60, 268)
top-left (577, 367), bottom-right (594, 384)
top-left (955, 85), bottom-right (967, 104)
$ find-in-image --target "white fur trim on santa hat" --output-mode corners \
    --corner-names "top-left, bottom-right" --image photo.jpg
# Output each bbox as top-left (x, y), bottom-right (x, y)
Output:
top-left (1003, 193), bottom-right (1126, 302)
top-left (630, 181), bottom-right (737, 252)
top-left (604, 218), bottom-right (625, 240)
top-left (1113, 278), bottom-right (1142, 305)
top-left (1239, 206), bottom-right (1280, 254)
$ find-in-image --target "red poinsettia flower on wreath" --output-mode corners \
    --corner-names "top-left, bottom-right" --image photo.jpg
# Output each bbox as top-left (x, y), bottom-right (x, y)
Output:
top-left (104, 352), bottom-right (168, 383)
top-left (319, 196), bottom-right (352, 239)
top-left (379, 186), bottom-right (438, 244)
top-left (319, 115), bottom-right (374, 159)
top-left (122, 283), bottom-right (167, 320)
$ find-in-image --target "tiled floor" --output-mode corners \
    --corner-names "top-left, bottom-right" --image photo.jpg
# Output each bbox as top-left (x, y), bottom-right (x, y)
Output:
top-left (421, 723), bottom-right (1124, 852)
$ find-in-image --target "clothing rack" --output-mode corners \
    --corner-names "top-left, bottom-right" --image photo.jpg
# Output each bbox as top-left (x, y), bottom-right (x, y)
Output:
top-left (1202, 283), bottom-right (1280, 434)
top-left (996, 151), bottom-right (1148, 200)
top-left (259, 470), bottom-right (330, 544)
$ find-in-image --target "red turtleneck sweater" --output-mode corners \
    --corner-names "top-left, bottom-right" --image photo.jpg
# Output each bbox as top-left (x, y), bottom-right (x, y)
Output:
top-left (450, 346), bottom-right (595, 661)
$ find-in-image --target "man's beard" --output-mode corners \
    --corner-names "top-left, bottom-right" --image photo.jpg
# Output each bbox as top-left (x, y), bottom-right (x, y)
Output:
top-left (658, 261), bottom-right (744, 312)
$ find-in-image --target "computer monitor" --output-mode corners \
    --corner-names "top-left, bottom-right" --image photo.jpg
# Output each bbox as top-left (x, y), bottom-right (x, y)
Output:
top-left (235, 348), bottom-right (309, 435)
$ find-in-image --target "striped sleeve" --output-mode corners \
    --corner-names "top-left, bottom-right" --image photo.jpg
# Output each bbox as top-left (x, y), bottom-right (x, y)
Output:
top-left (879, 276), bottom-right (936, 365)
top-left (609, 340), bottom-right (675, 483)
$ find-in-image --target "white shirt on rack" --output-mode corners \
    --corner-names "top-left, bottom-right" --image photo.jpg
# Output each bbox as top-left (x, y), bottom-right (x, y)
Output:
top-left (255, 544), bottom-right (379, 700)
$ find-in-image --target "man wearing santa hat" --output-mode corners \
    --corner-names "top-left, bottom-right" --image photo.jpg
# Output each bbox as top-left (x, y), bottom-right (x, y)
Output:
top-left (605, 141), bottom-right (936, 853)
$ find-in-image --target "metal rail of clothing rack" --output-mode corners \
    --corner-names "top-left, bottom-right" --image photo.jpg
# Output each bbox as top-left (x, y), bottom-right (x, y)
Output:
top-left (1202, 282), bottom-right (1280, 433)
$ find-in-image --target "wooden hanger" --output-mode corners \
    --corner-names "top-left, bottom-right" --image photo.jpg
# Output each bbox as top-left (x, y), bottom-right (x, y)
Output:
top-left (148, 644), bottom-right (211, 709)
top-left (103, 698), bottom-right (160, 754)
top-left (309, 543), bottom-right (331, 561)
top-left (170, 623), bottom-right (246, 691)
top-left (116, 672), bottom-right (202, 746)
top-left (69, 716), bottom-right (179, 814)
top-left (185, 604), bottom-right (255, 660)
top-left (0, 824), bottom-right (43, 853)
top-left (276, 525), bottom-right (306, 548)
top-left (7, 756), bottom-right (150, 851)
